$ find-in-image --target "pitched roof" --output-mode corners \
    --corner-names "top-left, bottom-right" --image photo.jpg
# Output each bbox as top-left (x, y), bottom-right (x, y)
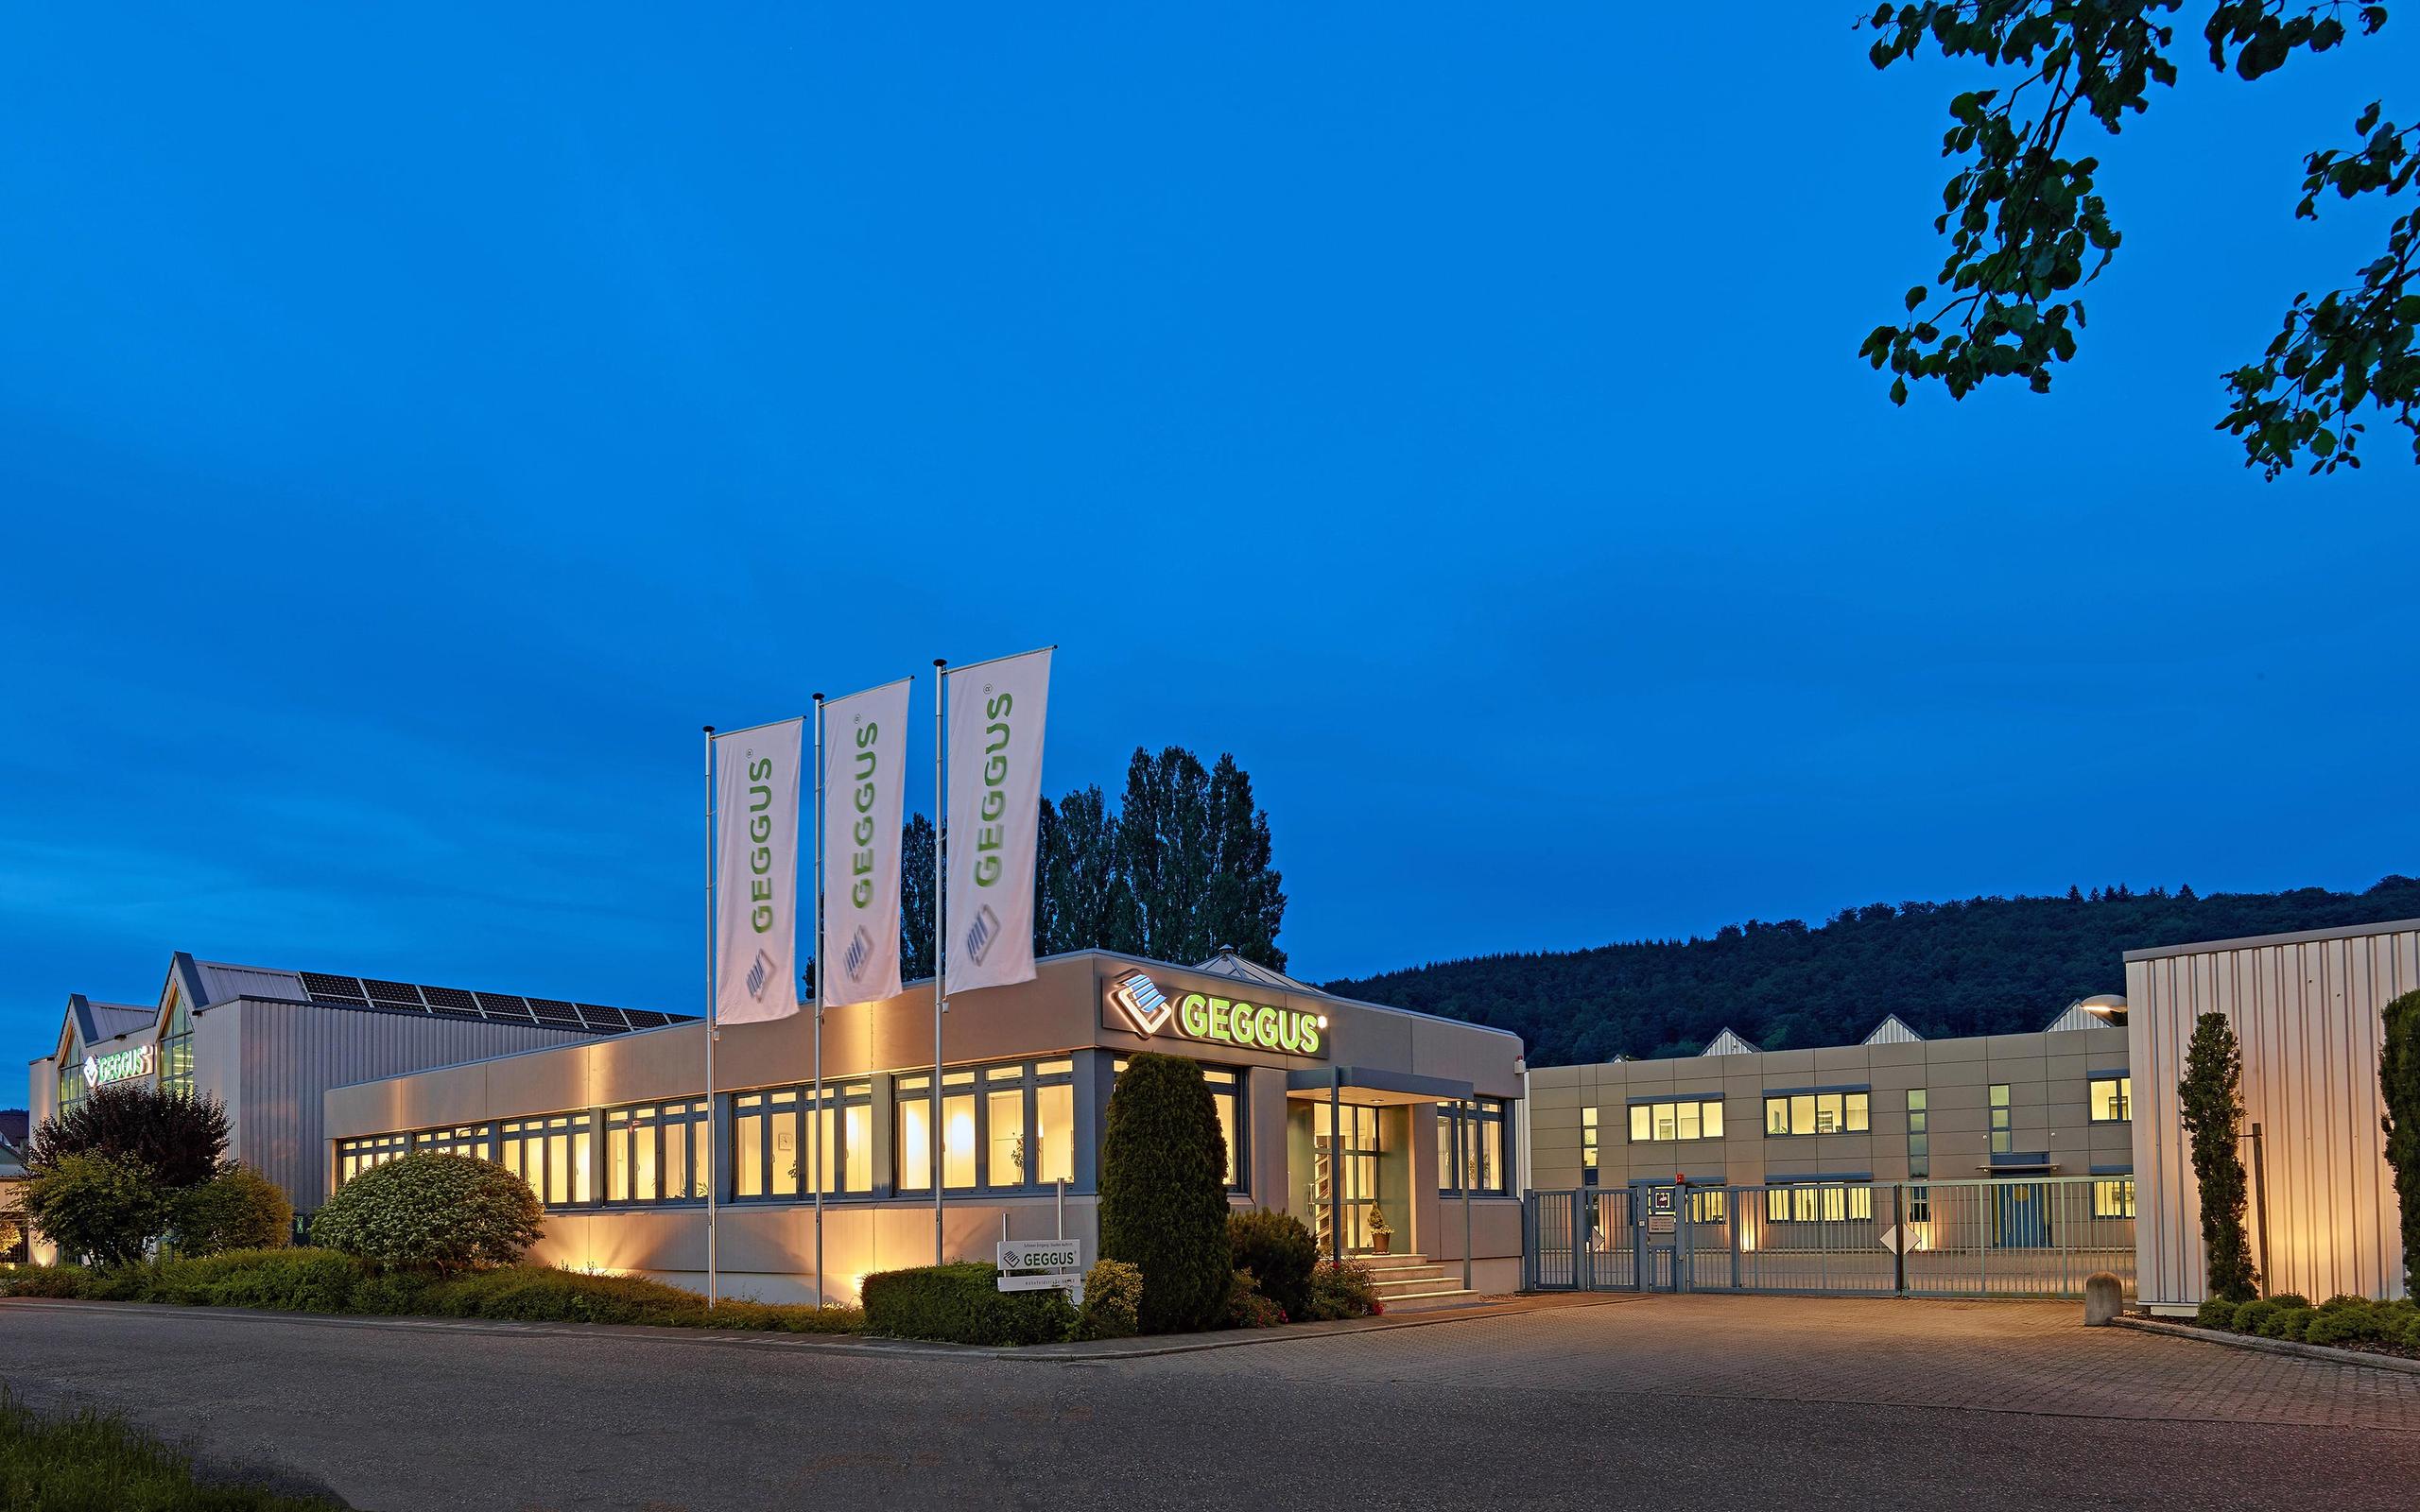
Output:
top-left (67, 996), bottom-right (154, 1048)
top-left (1862, 1014), bottom-right (1925, 1045)
top-left (1701, 1027), bottom-right (1757, 1057)
top-left (1194, 948), bottom-right (1310, 994)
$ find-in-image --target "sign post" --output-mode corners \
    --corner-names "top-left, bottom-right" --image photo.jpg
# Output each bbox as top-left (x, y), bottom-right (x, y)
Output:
top-left (996, 1239), bottom-right (1084, 1305)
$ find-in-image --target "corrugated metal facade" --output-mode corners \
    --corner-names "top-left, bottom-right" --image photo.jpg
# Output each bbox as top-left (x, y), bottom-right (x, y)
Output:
top-left (212, 1000), bottom-right (593, 1208)
top-left (2128, 919), bottom-right (2418, 1308)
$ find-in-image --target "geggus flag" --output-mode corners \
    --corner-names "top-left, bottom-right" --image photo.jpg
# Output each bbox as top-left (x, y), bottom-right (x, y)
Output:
top-left (820, 679), bottom-right (912, 1007)
top-left (944, 648), bottom-right (1050, 993)
top-left (714, 718), bottom-right (804, 1024)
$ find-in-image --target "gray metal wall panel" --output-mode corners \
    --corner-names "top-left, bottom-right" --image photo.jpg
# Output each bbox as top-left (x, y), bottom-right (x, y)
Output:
top-left (2129, 925), bottom-right (2415, 1307)
top-left (214, 1001), bottom-right (596, 1211)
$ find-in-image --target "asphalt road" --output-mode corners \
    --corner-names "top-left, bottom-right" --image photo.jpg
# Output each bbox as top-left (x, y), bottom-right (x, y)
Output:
top-left (7, 1293), bottom-right (2419, 1511)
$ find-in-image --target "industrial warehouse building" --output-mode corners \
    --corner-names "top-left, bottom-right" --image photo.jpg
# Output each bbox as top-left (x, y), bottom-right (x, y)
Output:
top-left (324, 949), bottom-right (1526, 1303)
top-left (24, 953), bottom-right (692, 1260)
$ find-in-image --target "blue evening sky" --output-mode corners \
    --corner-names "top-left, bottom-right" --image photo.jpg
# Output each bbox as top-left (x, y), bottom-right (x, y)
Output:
top-left (4, 6), bottom-right (2415, 1059)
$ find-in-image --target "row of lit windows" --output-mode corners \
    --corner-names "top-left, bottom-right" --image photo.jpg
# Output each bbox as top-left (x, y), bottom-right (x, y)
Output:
top-left (1579, 1078), bottom-right (2135, 1158)
top-left (337, 1057), bottom-right (1239, 1206)
top-left (1766, 1091), bottom-right (1870, 1136)
top-left (1628, 1099), bottom-right (1725, 1143)
top-left (1765, 1183), bottom-right (1876, 1223)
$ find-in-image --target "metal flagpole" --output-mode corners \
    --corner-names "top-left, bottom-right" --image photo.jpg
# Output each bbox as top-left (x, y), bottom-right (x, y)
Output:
top-left (701, 725), bottom-right (719, 1309)
top-left (810, 693), bottom-right (825, 1310)
top-left (931, 657), bottom-right (947, 1266)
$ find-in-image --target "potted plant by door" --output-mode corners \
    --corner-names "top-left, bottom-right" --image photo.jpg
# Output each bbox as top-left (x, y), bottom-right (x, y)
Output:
top-left (1367, 1203), bottom-right (1393, 1255)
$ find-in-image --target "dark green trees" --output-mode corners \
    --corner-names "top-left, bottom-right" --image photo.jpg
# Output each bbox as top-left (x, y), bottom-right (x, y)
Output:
top-left (1098, 1052), bottom-right (1232, 1333)
top-left (2382, 989), bottom-right (2420, 1298)
top-left (28, 1082), bottom-right (230, 1187)
top-left (2179, 1011), bottom-right (2260, 1303)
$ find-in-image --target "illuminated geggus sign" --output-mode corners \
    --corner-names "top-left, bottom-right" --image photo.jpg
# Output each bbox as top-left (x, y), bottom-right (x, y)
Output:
top-left (82, 1042), bottom-right (156, 1090)
top-left (1103, 971), bottom-right (1328, 1059)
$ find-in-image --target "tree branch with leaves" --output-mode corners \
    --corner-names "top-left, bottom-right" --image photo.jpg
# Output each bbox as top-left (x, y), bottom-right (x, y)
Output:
top-left (1860, 1), bottom-right (2412, 476)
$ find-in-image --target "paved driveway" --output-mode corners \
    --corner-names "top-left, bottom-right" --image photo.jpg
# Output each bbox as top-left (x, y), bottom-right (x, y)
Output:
top-left (6, 1294), bottom-right (2418, 1510)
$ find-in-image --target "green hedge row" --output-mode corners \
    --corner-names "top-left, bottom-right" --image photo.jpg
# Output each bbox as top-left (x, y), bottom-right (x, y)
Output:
top-left (860, 1263), bottom-right (1080, 1346)
top-left (0, 1250), bottom-right (863, 1334)
top-left (2191, 1291), bottom-right (2420, 1352)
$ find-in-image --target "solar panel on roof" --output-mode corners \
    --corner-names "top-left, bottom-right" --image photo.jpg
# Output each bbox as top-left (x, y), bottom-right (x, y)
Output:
top-left (623, 1009), bottom-right (668, 1029)
top-left (575, 1004), bottom-right (628, 1032)
top-left (527, 999), bottom-right (583, 1026)
top-left (293, 969), bottom-right (691, 1032)
top-left (362, 978), bottom-right (423, 1005)
top-left (300, 971), bottom-right (368, 1001)
top-left (421, 987), bottom-right (477, 1011)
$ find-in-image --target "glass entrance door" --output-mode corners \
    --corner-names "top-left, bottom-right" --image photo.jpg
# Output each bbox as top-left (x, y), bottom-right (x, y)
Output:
top-left (1314, 1103), bottom-right (1384, 1252)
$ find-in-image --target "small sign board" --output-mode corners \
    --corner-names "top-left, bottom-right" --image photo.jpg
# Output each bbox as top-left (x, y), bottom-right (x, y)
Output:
top-left (996, 1272), bottom-right (1085, 1295)
top-left (1878, 1225), bottom-right (1903, 1255)
top-left (1646, 1214), bottom-right (1677, 1235)
top-left (997, 1239), bottom-right (1081, 1274)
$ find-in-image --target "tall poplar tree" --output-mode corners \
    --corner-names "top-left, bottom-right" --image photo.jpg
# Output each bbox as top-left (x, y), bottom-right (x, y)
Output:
top-left (2381, 989), bottom-right (2420, 1297)
top-left (900, 813), bottom-right (936, 982)
top-left (2178, 1010), bottom-right (2259, 1302)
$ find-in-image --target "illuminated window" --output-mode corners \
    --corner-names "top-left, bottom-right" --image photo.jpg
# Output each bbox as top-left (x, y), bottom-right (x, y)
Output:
top-left (603, 1100), bottom-right (709, 1204)
top-left (1990, 1084), bottom-right (2013, 1154)
top-left (1438, 1098), bottom-right (1510, 1195)
top-left (410, 1125), bottom-right (492, 1160)
top-left (2092, 1177), bottom-right (2135, 1218)
top-left (335, 1132), bottom-right (409, 1187)
top-left (733, 1082), bottom-right (874, 1200)
top-left (1582, 1107), bottom-right (1600, 1181)
top-left (159, 988), bottom-right (194, 1095)
top-left (498, 1114), bottom-right (593, 1207)
top-left (1114, 1058), bottom-right (1243, 1190)
top-left (907, 1059), bottom-right (1083, 1193)
top-left (1907, 1088), bottom-right (1929, 1179)
top-left (1628, 1099), bottom-right (1725, 1143)
top-left (2090, 1077), bottom-right (2131, 1123)
top-left (1763, 1091), bottom-right (1868, 1135)
top-left (1765, 1182), bottom-right (1874, 1222)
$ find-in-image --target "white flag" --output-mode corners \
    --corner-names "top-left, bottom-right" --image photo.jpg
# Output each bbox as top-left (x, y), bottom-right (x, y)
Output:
top-left (944, 647), bottom-right (1050, 993)
top-left (820, 679), bottom-right (912, 1007)
top-left (714, 718), bottom-right (804, 1024)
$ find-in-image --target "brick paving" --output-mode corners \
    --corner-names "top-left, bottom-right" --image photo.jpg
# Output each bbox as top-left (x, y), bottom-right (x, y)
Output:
top-left (5, 1294), bottom-right (2417, 1509)
top-left (1145, 1294), bottom-right (2420, 1431)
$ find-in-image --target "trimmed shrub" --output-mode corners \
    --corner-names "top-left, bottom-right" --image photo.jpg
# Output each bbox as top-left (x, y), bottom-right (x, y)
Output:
top-left (1229, 1209), bottom-right (1317, 1324)
top-left (2306, 1304), bottom-right (2387, 1347)
top-left (2402, 1313), bottom-right (2420, 1351)
top-left (1225, 1269), bottom-right (1286, 1329)
top-left (27, 1082), bottom-right (230, 1190)
top-left (2279, 1306), bottom-right (2318, 1342)
top-left (1305, 1259), bottom-right (1380, 1321)
top-left (1070, 1260), bottom-right (1143, 1342)
top-left (1098, 1052), bottom-right (1232, 1334)
top-left (2270, 1292), bottom-right (2310, 1309)
top-left (308, 1153), bottom-right (541, 1270)
top-left (2195, 1297), bottom-right (2239, 1330)
top-left (177, 1249), bottom-right (362, 1313)
top-left (170, 1165), bottom-right (293, 1258)
top-left (0, 1264), bottom-right (94, 1298)
top-left (24, 1154), bottom-right (173, 1267)
top-left (2383, 990), bottom-right (2420, 1299)
top-left (860, 1263), bottom-right (1078, 1345)
top-left (2178, 1012), bottom-right (2258, 1302)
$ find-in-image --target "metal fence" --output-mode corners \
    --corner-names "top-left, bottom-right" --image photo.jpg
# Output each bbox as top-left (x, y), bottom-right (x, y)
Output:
top-left (1525, 1177), bottom-right (2135, 1299)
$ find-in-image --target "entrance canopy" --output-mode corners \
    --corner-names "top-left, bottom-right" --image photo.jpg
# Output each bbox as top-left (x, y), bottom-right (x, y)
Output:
top-left (1285, 1065), bottom-right (1477, 1108)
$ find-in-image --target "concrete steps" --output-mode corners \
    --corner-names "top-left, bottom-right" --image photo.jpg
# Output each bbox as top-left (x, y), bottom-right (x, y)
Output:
top-left (1350, 1253), bottom-right (1477, 1306)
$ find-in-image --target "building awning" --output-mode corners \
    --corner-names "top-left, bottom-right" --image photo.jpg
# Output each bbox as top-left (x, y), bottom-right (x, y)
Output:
top-left (1285, 1065), bottom-right (1477, 1106)
top-left (1978, 1152), bottom-right (2060, 1173)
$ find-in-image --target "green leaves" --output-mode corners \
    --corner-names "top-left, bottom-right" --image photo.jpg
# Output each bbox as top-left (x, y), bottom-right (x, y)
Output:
top-left (1863, 1), bottom-right (2412, 480)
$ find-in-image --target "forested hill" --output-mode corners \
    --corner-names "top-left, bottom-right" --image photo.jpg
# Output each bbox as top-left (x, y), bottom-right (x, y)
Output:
top-left (1323, 877), bottom-right (2420, 1068)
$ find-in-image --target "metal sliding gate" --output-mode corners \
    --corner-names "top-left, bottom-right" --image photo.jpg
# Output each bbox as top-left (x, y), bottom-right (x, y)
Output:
top-left (1524, 1177), bottom-right (2134, 1298)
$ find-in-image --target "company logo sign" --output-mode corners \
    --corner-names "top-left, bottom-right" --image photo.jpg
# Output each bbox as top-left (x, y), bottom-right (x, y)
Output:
top-left (82, 1042), bottom-right (156, 1091)
top-left (1102, 971), bottom-right (1328, 1059)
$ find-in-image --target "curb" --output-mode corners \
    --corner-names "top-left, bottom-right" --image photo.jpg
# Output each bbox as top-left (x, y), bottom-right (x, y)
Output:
top-left (0, 1291), bottom-right (1640, 1364)
top-left (2113, 1314), bottom-right (2420, 1377)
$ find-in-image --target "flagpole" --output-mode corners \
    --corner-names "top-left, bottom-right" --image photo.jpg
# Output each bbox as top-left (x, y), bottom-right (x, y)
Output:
top-left (931, 657), bottom-right (947, 1266)
top-left (810, 692), bottom-right (825, 1310)
top-left (701, 725), bottom-right (719, 1309)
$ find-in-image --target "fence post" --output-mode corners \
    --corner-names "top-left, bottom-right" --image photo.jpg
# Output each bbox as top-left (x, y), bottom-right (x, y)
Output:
top-left (1893, 1182), bottom-right (1907, 1297)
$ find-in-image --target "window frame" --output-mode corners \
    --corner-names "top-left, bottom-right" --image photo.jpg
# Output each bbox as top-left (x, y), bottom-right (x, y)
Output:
top-left (1989, 1083), bottom-right (2013, 1155)
top-left (1439, 1097), bottom-right (1511, 1196)
top-left (732, 1081), bottom-right (877, 1202)
top-left (906, 1057), bottom-right (1088, 1195)
top-left (2089, 1075), bottom-right (2132, 1124)
top-left (1624, 1097), bottom-right (1725, 1143)
top-left (1761, 1088), bottom-right (1870, 1136)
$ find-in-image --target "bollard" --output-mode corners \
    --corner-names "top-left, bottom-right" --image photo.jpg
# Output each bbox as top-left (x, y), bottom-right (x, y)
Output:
top-left (2083, 1271), bottom-right (2124, 1326)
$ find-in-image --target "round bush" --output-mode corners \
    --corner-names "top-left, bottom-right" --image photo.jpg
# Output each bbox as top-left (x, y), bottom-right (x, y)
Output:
top-left (170, 1165), bottom-right (293, 1257)
top-left (308, 1153), bottom-right (542, 1271)
top-left (1098, 1052), bottom-right (1233, 1334)
top-left (24, 1153), bottom-right (172, 1267)
top-left (1071, 1260), bottom-right (1143, 1342)
top-left (1230, 1209), bottom-right (1317, 1323)
top-left (2194, 1297), bottom-right (2238, 1330)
